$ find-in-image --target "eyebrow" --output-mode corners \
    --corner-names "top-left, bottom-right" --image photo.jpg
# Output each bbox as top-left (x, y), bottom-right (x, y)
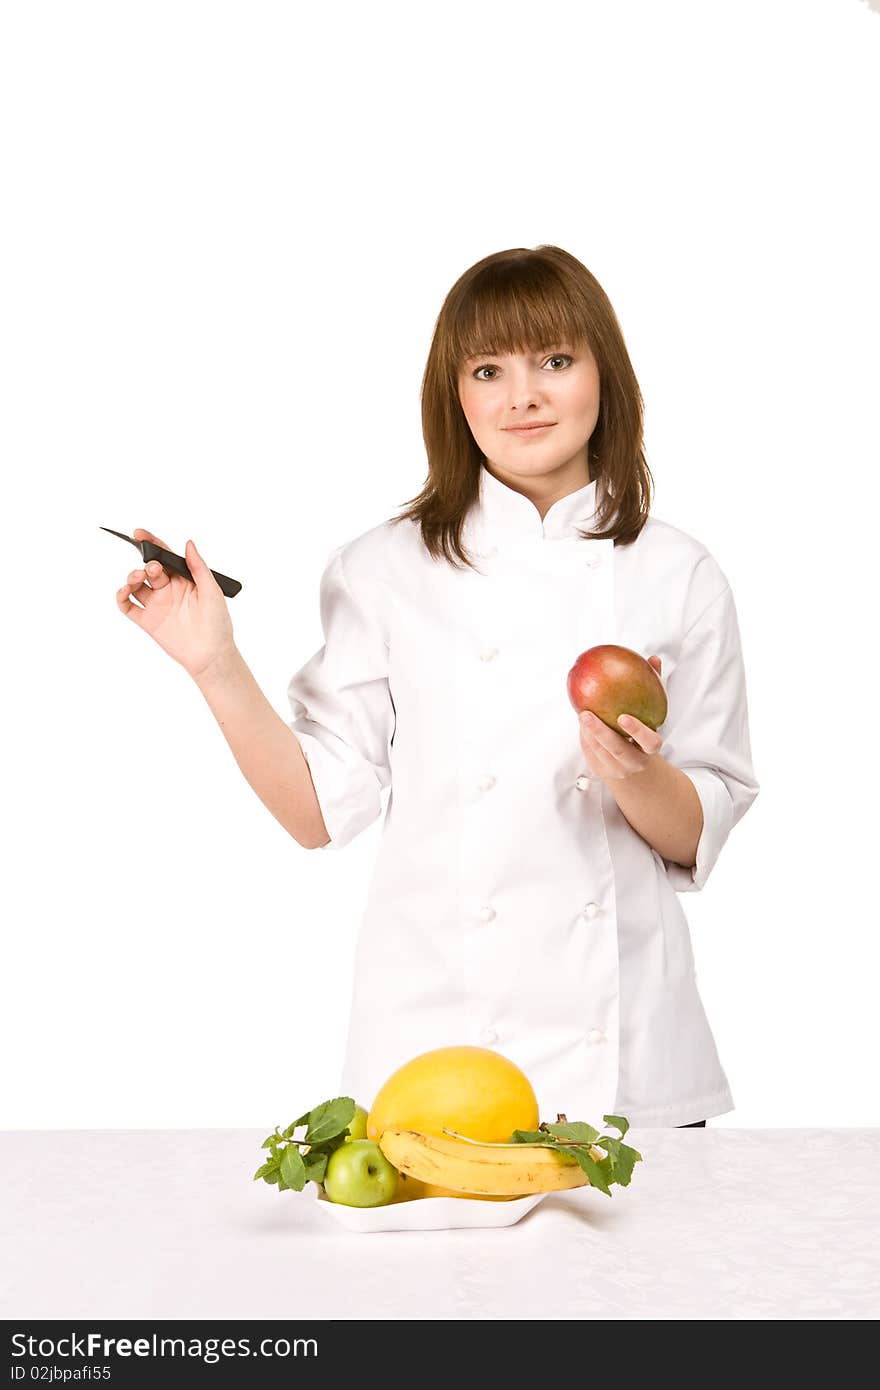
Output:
top-left (464, 344), bottom-right (571, 362)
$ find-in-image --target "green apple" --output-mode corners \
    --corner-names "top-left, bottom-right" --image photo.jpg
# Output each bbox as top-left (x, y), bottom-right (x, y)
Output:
top-left (344, 1104), bottom-right (369, 1142)
top-left (323, 1139), bottom-right (398, 1207)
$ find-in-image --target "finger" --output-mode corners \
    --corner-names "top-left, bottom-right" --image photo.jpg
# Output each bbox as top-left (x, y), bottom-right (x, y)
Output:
top-left (580, 722), bottom-right (652, 780)
top-left (579, 726), bottom-right (642, 781)
top-left (132, 527), bottom-right (174, 551)
top-left (648, 655), bottom-right (662, 676)
top-left (579, 709), bottom-right (631, 754)
top-left (143, 559), bottom-right (172, 589)
top-left (616, 713), bottom-right (663, 754)
top-left (579, 714), bottom-right (630, 773)
top-left (116, 579), bottom-right (148, 623)
top-left (578, 726), bottom-right (613, 778)
top-left (184, 538), bottom-right (218, 593)
top-left (123, 567), bottom-right (154, 602)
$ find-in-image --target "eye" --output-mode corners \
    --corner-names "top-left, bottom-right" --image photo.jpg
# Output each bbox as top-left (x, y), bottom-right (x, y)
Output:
top-left (471, 352), bottom-right (573, 381)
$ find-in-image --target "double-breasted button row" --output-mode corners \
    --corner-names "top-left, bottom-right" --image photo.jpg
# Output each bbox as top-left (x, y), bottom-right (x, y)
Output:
top-left (463, 521), bottom-right (604, 1057)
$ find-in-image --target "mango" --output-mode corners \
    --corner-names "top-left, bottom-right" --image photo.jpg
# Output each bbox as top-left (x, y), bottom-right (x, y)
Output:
top-left (567, 643), bottom-right (667, 736)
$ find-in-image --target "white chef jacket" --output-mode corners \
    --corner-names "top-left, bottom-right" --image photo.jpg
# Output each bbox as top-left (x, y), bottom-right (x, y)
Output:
top-left (287, 466), bottom-right (759, 1127)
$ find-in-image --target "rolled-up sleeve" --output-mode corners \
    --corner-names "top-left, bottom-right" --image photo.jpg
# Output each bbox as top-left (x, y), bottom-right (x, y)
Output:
top-left (287, 545), bottom-right (394, 850)
top-left (659, 582), bottom-right (759, 891)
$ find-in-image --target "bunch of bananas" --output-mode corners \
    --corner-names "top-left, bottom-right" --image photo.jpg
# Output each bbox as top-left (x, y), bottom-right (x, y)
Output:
top-left (379, 1126), bottom-right (605, 1197)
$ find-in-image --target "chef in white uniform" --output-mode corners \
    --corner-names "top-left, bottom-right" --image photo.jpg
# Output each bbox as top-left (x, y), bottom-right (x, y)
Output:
top-left (286, 462), bottom-right (758, 1129)
top-left (110, 235), bottom-right (757, 1129)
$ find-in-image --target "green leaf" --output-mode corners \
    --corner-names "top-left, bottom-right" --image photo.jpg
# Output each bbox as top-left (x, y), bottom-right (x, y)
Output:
top-left (253, 1160), bottom-right (278, 1181)
top-left (603, 1115), bottom-right (630, 1140)
top-left (510, 1126), bottom-right (599, 1152)
top-left (305, 1097), bottom-right (356, 1146)
top-left (589, 1134), bottom-right (642, 1184)
top-left (303, 1150), bottom-right (328, 1185)
top-left (568, 1146), bottom-right (613, 1197)
top-left (311, 1132), bottom-right (349, 1161)
top-left (507, 1130), bottom-right (611, 1194)
top-left (544, 1121), bottom-right (600, 1145)
top-left (261, 1133), bottom-right (279, 1149)
top-left (286, 1111), bottom-right (312, 1134)
top-left (262, 1169), bottom-right (280, 1185)
top-left (507, 1116), bottom-right (643, 1197)
top-left (280, 1144), bottom-right (308, 1192)
top-left (609, 1143), bottom-right (641, 1186)
top-left (594, 1134), bottom-right (621, 1166)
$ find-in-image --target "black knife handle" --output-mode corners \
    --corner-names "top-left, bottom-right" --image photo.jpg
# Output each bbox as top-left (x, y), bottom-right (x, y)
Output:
top-left (140, 541), bottom-right (242, 598)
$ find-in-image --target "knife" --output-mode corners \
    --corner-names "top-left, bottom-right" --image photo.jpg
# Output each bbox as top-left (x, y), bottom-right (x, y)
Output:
top-left (100, 527), bottom-right (242, 598)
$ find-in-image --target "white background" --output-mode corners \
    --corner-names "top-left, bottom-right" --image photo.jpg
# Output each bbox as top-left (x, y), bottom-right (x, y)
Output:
top-left (2, 0), bottom-right (878, 1130)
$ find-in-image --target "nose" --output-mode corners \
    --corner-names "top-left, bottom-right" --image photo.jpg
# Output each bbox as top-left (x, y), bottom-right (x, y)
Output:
top-left (506, 366), bottom-right (549, 412)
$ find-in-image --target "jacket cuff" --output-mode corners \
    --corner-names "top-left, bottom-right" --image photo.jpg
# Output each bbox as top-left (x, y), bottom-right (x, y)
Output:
top-left (661, 766), bottom-right (734, 892)
top-left (290, 726), bottom-right (383, 850)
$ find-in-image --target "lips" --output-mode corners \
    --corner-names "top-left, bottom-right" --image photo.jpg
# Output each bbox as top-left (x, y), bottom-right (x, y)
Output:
top-left (500, 419), bottom-right (556, 430)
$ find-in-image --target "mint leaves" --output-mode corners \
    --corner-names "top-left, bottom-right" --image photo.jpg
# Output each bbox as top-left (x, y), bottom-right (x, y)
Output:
top-left (254, 1099), bottom-right (643, 1202)
top-left (509, 1113), bottom-right (642, 1198)
top-left (253, 1096), bottom-right (356, 1193)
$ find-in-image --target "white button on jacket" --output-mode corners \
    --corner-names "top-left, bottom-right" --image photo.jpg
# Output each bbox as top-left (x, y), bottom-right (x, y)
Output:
top-left (287, 467), bottom-right (760, 1126)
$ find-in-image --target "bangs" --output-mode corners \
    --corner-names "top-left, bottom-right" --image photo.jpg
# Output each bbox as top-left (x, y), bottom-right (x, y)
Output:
top-left (450, 262), bottom-right (591, 369)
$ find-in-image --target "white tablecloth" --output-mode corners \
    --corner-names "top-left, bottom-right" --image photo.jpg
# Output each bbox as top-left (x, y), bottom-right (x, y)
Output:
top-left (2, 1128), bottom-right (878, 1320)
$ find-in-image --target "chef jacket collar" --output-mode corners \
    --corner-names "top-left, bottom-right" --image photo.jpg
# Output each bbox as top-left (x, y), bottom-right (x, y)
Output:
top-left (476, 463), bottom-right (600, 541)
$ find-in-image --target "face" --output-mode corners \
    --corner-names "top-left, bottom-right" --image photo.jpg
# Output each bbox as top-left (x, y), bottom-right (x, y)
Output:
top-left (457, 339), bottom-right (600, 491)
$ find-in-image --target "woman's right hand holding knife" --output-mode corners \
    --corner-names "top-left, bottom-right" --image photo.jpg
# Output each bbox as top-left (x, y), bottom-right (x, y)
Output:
top-left (115, 527), bottom-right (329, 849)
top-left (116, 528), bottom-right (236, 681)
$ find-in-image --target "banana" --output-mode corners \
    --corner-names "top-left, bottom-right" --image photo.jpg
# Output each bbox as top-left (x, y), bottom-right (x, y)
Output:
top-left (378, 1127), bottom-right (596, 1197)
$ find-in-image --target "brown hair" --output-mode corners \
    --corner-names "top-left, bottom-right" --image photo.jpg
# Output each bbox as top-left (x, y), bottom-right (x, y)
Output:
top-left (389, 244), bottom-right (653, 569)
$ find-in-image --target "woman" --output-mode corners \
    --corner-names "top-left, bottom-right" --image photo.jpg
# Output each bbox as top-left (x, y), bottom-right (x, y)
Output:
top-left (116, 245), bottom-right (759, 1128)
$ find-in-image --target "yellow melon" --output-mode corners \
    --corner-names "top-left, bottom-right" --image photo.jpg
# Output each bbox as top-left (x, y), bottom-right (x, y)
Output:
top-left (366, 1045), bottom-right (540, 1147)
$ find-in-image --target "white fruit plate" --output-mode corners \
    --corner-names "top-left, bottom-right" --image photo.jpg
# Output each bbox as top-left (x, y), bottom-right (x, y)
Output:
top-left (312, 1183), bottom-right (548, 1232)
